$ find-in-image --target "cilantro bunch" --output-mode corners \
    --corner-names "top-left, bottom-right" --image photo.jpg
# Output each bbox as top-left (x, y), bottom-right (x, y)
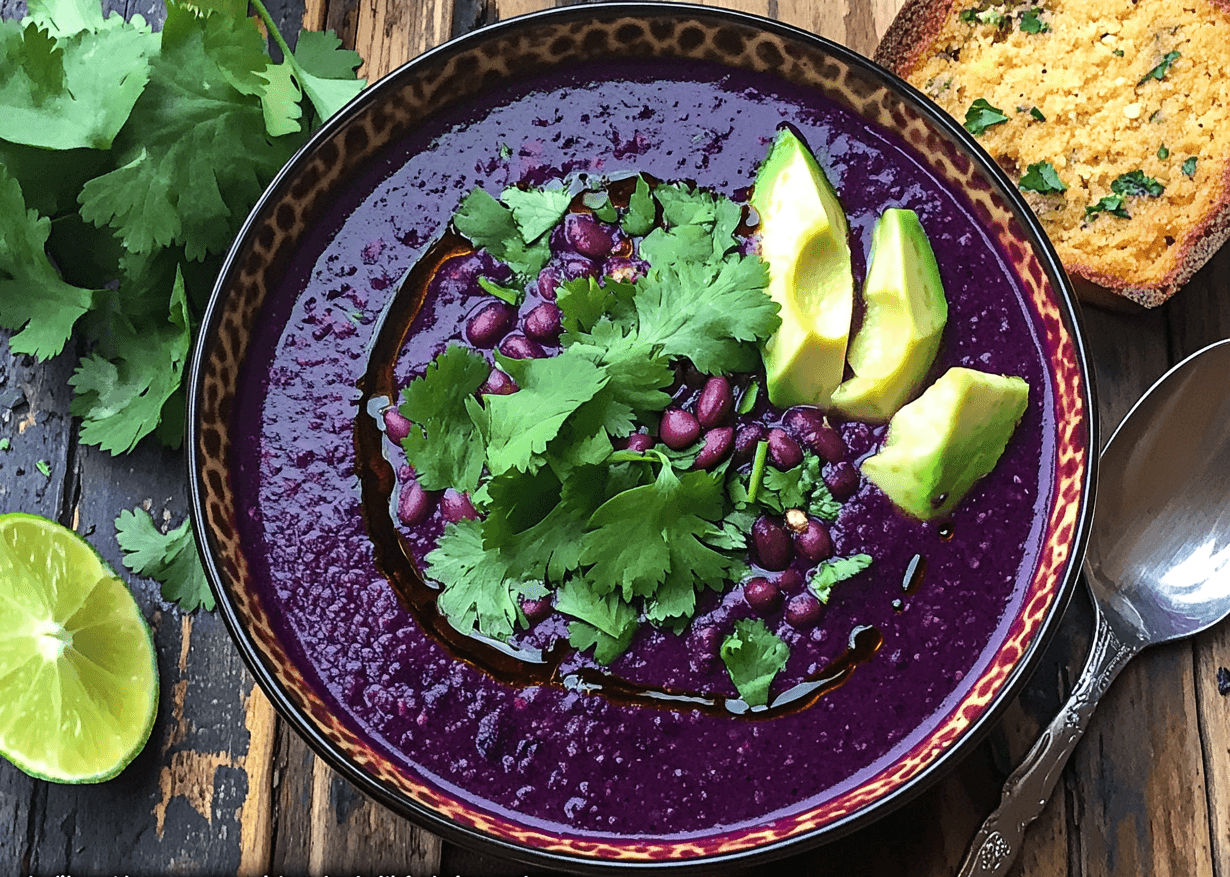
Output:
top-left (0, 0), bottom-right (364, 454)
top-left (399, 177), bottom-right (784, 665)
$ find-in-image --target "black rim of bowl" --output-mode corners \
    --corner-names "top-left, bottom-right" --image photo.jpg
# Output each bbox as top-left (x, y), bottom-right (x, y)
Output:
top-left (187, 3), bottom-right (1098, 871)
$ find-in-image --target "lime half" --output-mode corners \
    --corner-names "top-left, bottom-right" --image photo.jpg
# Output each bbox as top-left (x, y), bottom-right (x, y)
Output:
top-left (0, 513), bottom-right (158, 783)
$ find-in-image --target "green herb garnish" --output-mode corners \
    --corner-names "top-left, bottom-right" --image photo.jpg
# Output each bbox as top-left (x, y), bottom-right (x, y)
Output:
top-left (736, 378), bottom-right (760, 415)
top-left (1158, 145), bottom-right (1170, 160)
top-left (1113, 48), bottom-right (1125, 57)
top-left (35, 459), bottom-right (51, 477)
top-left (116, 508), bottom-right (214, 611)
top-left (720, 618), bottom-right (789, 707)
top-left (960, 6), bottom-right (1004, 25)
top-left (1029, 107), bottom-right (1046, 122)
top-left (747, 439), bottom-right (770, 504)
top-left (0, 438), bottom-right (9, 452)
top-left (963, 98), bottom-right (1009, 136)
top-left (477, 276), bottom-right (524, 306)
top-left (1111, 169), bottom-right (1164, 198)
top-left (0, 0), bottom-right (364, 455)
top-left (1085, 195), bottom-right (1130, 220)
top-left (1018, 8), bottom-right (1049, 33)
top-left (1138, 50), bottom-right (1180, 85)
top-left (809, 554), bottom-right (874, 603)
top-left (406, 180), bottom-right (782, 653)
top-left (1183, 157), bottom-right (1198, 177)
top-left (1018, 161), bottom-right (1067, 194)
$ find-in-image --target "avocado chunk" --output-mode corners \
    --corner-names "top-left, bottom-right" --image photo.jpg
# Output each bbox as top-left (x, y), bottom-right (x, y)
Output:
top-left (861, 367), bottom-right (1029, 520)
top-left (751, 128), bottom-right (854, 409)
top-left (830, 208), bottom-right (948, 422)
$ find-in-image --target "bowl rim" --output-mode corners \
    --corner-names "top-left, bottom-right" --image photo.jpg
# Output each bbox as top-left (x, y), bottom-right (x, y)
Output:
top-left (186, 2), bottom-right (1098, 871)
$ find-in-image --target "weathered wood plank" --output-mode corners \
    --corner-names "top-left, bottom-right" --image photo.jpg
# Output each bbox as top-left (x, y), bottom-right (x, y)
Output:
top-left (1167, 244), bottom-right (1230, 877)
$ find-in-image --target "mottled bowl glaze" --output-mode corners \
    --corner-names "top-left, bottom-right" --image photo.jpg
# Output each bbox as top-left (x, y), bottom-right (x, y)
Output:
top-left (188, 4), bottom-right (1095, 871)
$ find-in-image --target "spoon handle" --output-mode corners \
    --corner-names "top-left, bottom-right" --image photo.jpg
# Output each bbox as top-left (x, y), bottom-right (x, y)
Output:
top-left (956, 609), bottom-right (1139, 877)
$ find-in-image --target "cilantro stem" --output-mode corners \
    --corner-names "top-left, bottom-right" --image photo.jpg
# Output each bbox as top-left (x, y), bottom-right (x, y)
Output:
top-left (248, 0), bottom-right (296, 62)
top-left (746, 440), bottom-right (769, 503)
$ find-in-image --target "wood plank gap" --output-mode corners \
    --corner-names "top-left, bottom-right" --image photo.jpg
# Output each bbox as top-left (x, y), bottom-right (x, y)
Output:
top-left (302, 0), bottom-right (327, 33)
top-left (1191, 645), bottom-right (1226, 877)
top-left (19, 779), bottom-right (46, 873)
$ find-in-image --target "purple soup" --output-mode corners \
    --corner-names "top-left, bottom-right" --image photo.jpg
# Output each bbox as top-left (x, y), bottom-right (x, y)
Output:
top-left (231, 58), bottom-right (1054, 837)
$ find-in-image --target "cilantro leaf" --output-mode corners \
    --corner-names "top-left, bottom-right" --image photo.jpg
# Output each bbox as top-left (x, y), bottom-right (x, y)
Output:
top-left (115, 507), bottom-right (214, 611)
top-left (0, 165), bottom-right (97, 359)
top-left (1157, 145), bottom-right (1170, 160)
top-left (1085, 194), bottom-right (1130, 220)
top-left (477, 276), bottom-right (523, 306)
top-left (424, 519), bottom-right (546, 641)
top-left (961, 7), bottom-right (1004, 25)
top-left (0, 11), bottom-right (156, 150)
top-left (556, 276), bottom-right (636, 339)
top-left (78, 0), bottom-right (302, 259)
top-left (1183, 157), bottom-right (1198, 177)
top-left (580, 460), bottom-right (734, 601)
top-left (495, 464), bottom-right (608, 583)
top-left (1111, 169), bottom-right (1164, 198)
top-left (501, 184), bottom-right (572, 243)
top-left (69, 262), bottom-right (192, 452)
top-left (1018, 8), bottom-right (1049, 33)
top-left (621, 176), bottom-right (657, 237)
top-left (1029, 107), bottom-right (1046, 122)
top-left (1138, 50), bottom-right (1180, 85)
top-left (477, 349), bottom-right (609, 476)
top-left (568, 617), bottom-right (638, 665)
top-left (634, 256), bottom-right (777, 374)
top-left (808, 554), bottom-right (873, 603)
top-left (1018, 161), bottom-right (1067, 194)
top-left (556, 577), bottom-right (638, 641)
top-left (398, 344), bottom-right (490, 492)
top-left (452, 187), bottom-right (550, 281)
top-left (720, 618), bottom-right (789, 707)
top-left (963, 98), bottom-right (1009, 136)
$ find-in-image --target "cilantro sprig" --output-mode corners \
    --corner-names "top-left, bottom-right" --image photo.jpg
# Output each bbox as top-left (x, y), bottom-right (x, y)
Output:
top-left (402, 177), bottom-right (782, 661)
top-left (720, 618), bottom-right (789, 707)
top-left (1138, 50), bottom-right (1180, 85)
top-left (116, 507), bottom-right (214, 612)
top-left (1018, 161), bottom-right (1067, 195)
top-left (0, 0), bottom-right (363, 456)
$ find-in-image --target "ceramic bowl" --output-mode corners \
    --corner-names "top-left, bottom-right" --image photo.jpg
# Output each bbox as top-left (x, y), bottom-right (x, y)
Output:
top-left (188, 3), bottom-right (1096, 870)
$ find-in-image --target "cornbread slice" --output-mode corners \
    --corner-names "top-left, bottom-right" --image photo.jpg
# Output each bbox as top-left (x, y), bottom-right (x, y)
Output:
top-left (876, 0), bottom-right (1230, 307)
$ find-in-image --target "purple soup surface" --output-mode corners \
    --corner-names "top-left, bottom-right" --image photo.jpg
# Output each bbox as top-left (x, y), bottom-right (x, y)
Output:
top-left (231, 58), bottom-right (1056, 838)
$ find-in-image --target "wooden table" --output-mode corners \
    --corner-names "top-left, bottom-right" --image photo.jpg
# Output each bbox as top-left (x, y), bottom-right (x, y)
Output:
top-left (3, 0), bottom-right (1229, 873)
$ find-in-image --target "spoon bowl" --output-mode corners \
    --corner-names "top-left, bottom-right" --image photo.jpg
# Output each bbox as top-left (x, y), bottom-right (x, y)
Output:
top-left (1086, 338), bottom-right (1230, 645)
top-left (960, 337), bottom-right (1230, 877)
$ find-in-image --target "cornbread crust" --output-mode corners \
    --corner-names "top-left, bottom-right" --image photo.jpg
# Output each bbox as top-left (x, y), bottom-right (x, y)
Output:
top-left (876, 0), bottom-right (1230, 307)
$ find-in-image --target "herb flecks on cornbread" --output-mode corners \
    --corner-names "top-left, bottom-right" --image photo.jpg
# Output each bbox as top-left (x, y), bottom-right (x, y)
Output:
top-left (877, 0), bottom-right (1230, 306)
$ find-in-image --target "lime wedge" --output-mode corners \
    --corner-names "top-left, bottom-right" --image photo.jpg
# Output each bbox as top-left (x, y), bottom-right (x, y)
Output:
top-left (0, 513), bottom-right (158, 783)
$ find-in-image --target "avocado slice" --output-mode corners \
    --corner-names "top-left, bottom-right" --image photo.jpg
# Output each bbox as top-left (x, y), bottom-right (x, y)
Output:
top-left (752, 128), bottom-right (854, 409)
top-left (830, 208), bottom-right (948, 422)
top-left (861, 367), bottom-right (1029, 520)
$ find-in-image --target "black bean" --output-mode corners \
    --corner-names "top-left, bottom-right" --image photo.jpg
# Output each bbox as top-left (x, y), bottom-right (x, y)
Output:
top-left (752, 515), bottom-right (793, 571)
top-left (383, 407), bottom-right (412, 443)
top-left (785, 592), bottom-right (822, 628)
top-left (498, 333), bottom-right (546, 359)
top-left (693, 426), bottom-right (734, 470)
top-left (603, 255), bottom-right (647, 282)
top-left (776, 567), bottom-right (804, 592)
top-left (440, 489), bottom-right (479, 522)
top-left (480, 367), bottom-right (518, 396)
top-left (537, 265), bottom-right (564, 301)
top-left (743, 576), bottom-right (783, 614)
top-left (767, 427), bottom-right (803, 470)
top-left (733, 423), bottom-right (768, 466)
top-left (466, 301), bottom-right (516, 348)
top-left (825, 462), bottom-right (860, 501)
top-left (806, 426), bottom-right (846, 463)
top-left (523, 302), bottom-right (563, 343)
top-left (782, 406), bottom-right (825, 441)
top-left (659, 407), bottom-right (700, 450)
top-left (793, 518), bottom-right (834, 562)
top-left (622, 432), bottom-right (655, 452)
top-left (520, 597), bottom-right (553, 623)
top-left (397, 480), bottom-right (435, 526)
top-left (564, 213), bottom-right (617, 258)
top-left (696, 376), bottom-right (734, 429)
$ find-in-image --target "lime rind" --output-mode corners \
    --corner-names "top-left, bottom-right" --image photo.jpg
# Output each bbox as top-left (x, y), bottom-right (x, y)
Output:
top-left (0, 513), bottom-right (158, 783)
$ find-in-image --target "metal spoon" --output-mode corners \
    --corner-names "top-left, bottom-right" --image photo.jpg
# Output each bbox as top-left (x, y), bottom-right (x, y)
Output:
top-left (958, 337), bottom-right (1230, 877)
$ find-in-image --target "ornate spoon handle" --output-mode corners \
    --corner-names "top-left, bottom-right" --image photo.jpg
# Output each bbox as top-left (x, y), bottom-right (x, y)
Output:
top-left (956, 608), bottom-right (1139, 877)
